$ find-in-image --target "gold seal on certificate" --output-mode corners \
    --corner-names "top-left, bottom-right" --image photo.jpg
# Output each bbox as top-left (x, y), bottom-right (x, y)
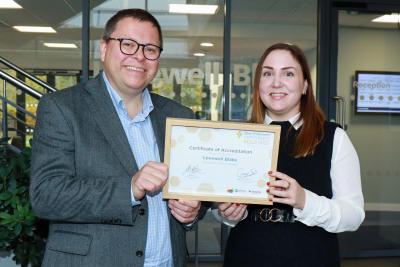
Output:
top-left (162, 118), bottom-right (280, 205)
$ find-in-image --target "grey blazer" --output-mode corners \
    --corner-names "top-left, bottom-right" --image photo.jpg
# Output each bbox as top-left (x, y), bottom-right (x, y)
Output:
top-left (30, 74), bottom-right (194, 267)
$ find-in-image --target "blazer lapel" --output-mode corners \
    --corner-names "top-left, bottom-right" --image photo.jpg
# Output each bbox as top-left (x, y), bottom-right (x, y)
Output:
top-left (149, 94), bottom-right (171, 216)
top-left (83, 75), bottom-right (138, 175)
top-left (149, 94), bottom-right (166, 162)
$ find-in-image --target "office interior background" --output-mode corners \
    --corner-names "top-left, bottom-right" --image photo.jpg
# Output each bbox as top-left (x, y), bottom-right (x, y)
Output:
top-left (1, 0), bottom-right (399, 266)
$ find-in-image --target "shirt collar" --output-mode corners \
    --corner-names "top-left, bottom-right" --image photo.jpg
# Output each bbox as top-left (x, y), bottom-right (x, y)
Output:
top-left (102, 71), bottom-right (154, 120)
top-left (264, 112), bottom-right (303, 130)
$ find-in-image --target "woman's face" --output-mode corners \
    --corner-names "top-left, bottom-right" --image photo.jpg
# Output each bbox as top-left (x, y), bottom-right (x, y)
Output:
top-left (259, 49), bottom-right (307, 121)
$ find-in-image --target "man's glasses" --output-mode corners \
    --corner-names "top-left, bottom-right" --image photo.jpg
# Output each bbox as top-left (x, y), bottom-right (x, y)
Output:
top-left (108, 37), bottom-right (163, 60)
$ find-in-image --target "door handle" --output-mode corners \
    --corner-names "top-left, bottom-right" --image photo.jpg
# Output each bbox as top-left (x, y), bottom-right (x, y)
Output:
top-left (331, 96), bottom-right (347, 130)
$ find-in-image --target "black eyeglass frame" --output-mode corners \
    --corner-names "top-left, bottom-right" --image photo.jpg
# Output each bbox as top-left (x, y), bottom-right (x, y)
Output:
top-left (107, 37), bottom-right (163, 60)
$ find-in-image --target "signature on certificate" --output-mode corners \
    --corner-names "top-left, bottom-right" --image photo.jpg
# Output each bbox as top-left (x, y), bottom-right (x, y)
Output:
top-left (237, 168), bottom-right (258, 182)
top-left (182, 164), bottom-right (204, 179)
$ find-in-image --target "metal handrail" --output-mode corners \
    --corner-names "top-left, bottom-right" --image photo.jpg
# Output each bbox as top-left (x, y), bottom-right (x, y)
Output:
top-left (0, 58), bottom-right (55, 148)
top-left (0, 69), bottom-right (43, 99)
top-left (0, 107), bottom-right (35, 129)
top-left (1, 70), bottom-right (42, 140)
top-left (0, 96), bottom-right (37, 120)
top-left (7, 126), bottom-right (26, 136)
top-left (0, 56), bottom-right (57, 93)
top-left (6, 143), bottom-right (22, 154)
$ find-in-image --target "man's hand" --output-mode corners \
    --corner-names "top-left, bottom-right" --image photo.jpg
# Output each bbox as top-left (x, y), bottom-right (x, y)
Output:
top-left (131, 161), bottom-right (168, 200)
top-left (168, 199), bottom-right (201, 224)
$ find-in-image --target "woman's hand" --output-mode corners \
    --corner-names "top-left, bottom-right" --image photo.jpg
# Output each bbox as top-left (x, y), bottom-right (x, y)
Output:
top-left (267, 171), bottom-right (306, 210)
top-left (218, 202), bottom-right (247, 221)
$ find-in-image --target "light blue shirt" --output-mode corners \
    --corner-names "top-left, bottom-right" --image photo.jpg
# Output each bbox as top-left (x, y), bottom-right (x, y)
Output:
top-left (103, 72), bottom-right (173, 267)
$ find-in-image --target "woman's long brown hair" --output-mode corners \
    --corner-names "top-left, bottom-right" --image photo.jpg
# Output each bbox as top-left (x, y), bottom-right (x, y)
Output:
top-left (250, 43), bottom-right (325, 157)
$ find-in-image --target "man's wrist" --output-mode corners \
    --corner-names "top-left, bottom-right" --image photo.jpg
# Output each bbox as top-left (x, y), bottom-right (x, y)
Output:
top-left (184, 215), bottom-right (199, 227)
top-left (130, 187), bottom-right (142, 206)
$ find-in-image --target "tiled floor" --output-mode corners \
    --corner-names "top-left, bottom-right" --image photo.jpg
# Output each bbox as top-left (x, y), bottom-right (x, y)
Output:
top-left (187, 263), bottom-right (221, 267)
top-left (187, 258), bottom-right (400, 267)
top-left (341, 258), bottom-right (400, 267)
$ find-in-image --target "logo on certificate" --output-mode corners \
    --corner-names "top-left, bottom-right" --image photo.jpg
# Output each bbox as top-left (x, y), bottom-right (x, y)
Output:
top-left (226, 188), bottom-right (246, 194)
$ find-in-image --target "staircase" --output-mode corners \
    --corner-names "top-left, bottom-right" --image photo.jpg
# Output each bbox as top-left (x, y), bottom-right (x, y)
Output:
top-left (0, 56), bottom-right (57, 152)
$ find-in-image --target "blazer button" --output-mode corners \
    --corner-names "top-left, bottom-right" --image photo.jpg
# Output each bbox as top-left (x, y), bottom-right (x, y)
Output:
top-left (139, 208), bottom-right (145, 215)
top-left (136, 250), bottom-right (143, 257)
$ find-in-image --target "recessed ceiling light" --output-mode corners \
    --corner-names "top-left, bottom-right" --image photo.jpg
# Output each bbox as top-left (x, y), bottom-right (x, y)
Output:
top-left (44, 43), bottom-right (77, 48)
top-left (194, 53), bottom-right (205, 57)
top-left (0, 0), bottom-right (22, 9)
top-left (13, 26), bottom-right (56, 33)
top-left (169, 4), bottom-right (218, 15)
top-left (372, 13), bottom-right (400, 23)
top-left (200, 42), bottom-right (214, 47)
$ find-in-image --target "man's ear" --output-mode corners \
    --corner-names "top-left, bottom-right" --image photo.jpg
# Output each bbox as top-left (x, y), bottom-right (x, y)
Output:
top-left (100, 39), bottom-right (107, 62)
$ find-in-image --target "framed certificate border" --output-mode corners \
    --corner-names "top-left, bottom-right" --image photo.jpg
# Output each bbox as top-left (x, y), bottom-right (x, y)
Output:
top-left (162, 118), bottom-right (281, 205)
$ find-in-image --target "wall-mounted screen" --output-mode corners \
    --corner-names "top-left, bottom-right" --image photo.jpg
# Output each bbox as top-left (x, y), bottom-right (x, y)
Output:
top-left (355, 71), bottom-right (400, 114)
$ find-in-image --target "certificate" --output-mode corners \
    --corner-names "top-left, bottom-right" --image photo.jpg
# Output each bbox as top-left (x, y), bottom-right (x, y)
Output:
top-left (162, 118), bottom-right (280, 205)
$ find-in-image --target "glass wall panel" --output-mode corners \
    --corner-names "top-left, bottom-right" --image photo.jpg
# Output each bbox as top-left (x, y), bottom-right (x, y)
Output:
top-left (231, 0), bottom-right (318, 121)
top-left (337, 10), bottom-right (400, 257)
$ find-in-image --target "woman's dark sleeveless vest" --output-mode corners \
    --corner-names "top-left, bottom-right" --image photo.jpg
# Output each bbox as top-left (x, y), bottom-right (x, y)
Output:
top-left (223, 121), bottom-right (340, 267)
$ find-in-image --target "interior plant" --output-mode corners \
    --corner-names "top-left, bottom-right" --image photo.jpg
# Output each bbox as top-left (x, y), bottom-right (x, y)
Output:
top-left (0, 137), bottom-right (46, 267)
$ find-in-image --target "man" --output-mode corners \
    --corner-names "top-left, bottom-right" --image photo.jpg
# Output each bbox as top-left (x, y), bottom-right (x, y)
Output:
top-left (30, 9), bottom-right (203, 267)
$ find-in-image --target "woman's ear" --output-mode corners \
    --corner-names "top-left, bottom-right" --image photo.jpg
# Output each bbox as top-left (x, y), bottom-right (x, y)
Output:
top-left (302, 81), bottom-right (308, 95)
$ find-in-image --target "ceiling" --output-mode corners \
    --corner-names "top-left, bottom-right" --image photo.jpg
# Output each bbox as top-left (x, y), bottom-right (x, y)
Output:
top-left (0, 0), bottom-right (399, 70)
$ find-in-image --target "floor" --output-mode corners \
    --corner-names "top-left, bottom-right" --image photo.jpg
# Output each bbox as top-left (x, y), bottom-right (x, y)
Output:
top-left (187, 258), bottom-right (400, 267)
top-left (185, 211), bottom-right (400, 267)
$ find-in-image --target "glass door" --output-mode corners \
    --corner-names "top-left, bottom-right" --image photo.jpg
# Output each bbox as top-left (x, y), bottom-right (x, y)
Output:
top-left (334, 7), bottom-right (400, 257)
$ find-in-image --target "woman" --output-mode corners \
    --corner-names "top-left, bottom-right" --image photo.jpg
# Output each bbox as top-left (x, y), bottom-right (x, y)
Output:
top-left (216, 43), bottom-right (365, 267)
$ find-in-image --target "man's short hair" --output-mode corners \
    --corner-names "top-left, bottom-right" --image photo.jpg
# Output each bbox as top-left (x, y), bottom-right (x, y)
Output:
top-left (102, 8), bottom-right (163, 47)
